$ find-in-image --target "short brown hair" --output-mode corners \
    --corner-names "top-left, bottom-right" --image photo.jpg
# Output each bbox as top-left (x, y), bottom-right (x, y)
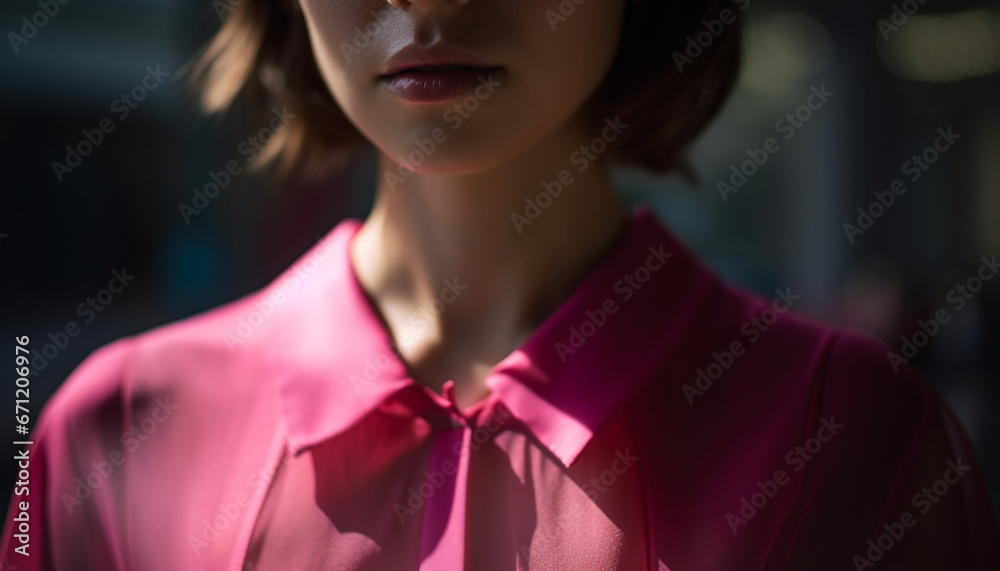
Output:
top-left (188, 0), bottom-right (744, 180)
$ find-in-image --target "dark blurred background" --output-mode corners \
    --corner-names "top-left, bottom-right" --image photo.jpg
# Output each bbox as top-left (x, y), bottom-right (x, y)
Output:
top-left (1, 0), bottom-right (998, 526)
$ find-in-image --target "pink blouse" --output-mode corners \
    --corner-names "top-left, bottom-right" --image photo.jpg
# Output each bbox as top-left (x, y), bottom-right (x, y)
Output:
top-left (3, 207), bottom-right (998, 570)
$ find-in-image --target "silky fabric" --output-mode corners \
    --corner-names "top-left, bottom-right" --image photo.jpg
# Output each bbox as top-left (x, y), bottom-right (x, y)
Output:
top-left (3, 207), bottom-right (998, 570)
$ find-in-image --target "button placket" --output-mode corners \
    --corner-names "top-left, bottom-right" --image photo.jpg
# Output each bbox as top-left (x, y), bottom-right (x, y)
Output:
top-left (410, 379), bottom-right (469, 569)
top-left (418, 420), bottom-right (471, 570)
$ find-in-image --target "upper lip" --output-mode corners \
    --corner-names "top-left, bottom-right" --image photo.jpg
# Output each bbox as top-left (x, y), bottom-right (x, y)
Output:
top-left (381, 42), bottom-right (499, 77)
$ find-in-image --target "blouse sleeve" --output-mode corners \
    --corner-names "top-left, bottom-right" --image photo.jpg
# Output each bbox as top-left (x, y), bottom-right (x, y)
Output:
top-left (783, 330), bottom-right (1000, 570)
top-left (864, 384), bottom-right (1000, 570)
top-left (1, 338), bottom-right (134, 571)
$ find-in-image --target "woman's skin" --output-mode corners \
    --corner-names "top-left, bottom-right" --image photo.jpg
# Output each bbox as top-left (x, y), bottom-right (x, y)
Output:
top-left (298, 0), bottom-right (631, 408)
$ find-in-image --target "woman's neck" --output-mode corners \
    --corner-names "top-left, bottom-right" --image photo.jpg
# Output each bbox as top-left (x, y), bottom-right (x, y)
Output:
top-left (350, 119), bottom-right (629, 407)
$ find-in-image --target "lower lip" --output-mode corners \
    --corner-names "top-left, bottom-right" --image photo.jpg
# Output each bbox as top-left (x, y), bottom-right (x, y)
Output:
top-left (380, 68), bottom-right (502, 102)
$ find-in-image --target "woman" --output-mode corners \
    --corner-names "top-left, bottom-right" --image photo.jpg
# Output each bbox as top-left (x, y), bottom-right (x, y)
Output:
top-left (3, 0), bottom-right (998, 569)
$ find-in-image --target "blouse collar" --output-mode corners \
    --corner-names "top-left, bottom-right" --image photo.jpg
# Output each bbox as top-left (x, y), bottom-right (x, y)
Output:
top-left (260, 206), bottom-right (716, 467)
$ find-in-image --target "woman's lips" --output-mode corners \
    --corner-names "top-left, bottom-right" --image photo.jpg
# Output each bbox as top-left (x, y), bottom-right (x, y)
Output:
top-left (380, 66), bottom-right (503, 103)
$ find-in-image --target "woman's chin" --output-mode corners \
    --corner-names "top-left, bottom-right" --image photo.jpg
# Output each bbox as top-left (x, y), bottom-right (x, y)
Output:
top-left (377, 143), bottom-right (522, 179)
